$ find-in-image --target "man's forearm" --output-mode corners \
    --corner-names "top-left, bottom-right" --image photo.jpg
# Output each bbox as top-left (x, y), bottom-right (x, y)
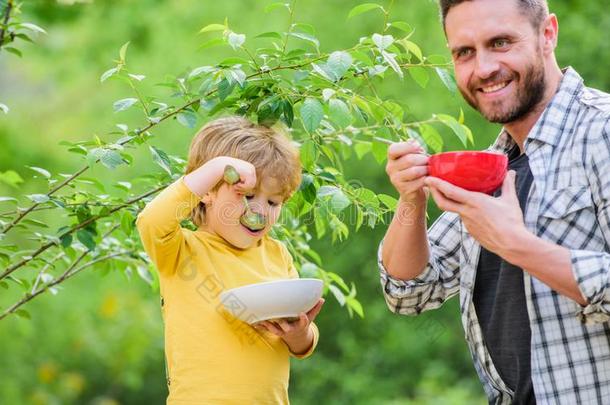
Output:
top-left (502, 229), bottom-right (587, 306)
top-left (381, 197), bottom-right (430, 281)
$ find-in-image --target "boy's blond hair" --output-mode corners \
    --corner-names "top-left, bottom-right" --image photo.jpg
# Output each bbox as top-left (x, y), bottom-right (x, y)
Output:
top-left (185, 116), bottom-right (302, 227)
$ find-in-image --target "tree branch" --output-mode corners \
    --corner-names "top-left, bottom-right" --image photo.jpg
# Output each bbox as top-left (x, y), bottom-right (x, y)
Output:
top-left (0, 250), bottom-right (131, 321)
top-left (0, 0), bottom-right (13, 51)
top-left (0, 182), bottom-right (167, 281)
top-left (0, 224), bottom-right (125, 321)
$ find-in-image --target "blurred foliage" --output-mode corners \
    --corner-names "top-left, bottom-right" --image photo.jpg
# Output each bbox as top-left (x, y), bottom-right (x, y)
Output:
top-left (0, 0), bottom-right (609, 403)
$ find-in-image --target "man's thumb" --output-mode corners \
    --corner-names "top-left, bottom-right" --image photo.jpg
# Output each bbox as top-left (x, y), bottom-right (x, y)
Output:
top-left (501, 170), bottom-right (517, 199)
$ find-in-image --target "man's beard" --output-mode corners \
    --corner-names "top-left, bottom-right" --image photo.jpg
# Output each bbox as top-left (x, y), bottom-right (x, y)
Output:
top-left (460, 58), bottom-right (546, 124)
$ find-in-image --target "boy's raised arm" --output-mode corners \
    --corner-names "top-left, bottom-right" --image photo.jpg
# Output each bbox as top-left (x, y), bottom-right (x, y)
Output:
top-left (136, 157), bottom-right (256, 274)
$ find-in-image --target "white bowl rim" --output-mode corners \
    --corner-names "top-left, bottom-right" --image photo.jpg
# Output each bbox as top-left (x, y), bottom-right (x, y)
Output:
top-left (221, 278), bottom-right (323, 294)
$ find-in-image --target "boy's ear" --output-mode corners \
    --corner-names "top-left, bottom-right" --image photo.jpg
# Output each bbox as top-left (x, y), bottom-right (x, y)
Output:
top-left (201, 191), bottom-right (215, 206)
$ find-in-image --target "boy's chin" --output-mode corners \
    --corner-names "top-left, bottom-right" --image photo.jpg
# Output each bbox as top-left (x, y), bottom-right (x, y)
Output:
top-left (226, 233), bottom-right (265, 249)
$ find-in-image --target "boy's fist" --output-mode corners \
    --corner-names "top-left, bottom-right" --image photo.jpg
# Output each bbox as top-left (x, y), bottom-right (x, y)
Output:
top-left (213, 157), bottom-right (256, 193)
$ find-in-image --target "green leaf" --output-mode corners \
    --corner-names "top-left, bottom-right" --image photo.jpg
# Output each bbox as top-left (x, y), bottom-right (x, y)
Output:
top-left (226, 68), bottom-right (247, 87)
top-left (5, 47), bottom-right (22, 57)
top-left (329, 284), bottom-right (346, 306)
top-left (435, 67), bottom-right (457, 93)
top-left (217, 78), bottom-right (235, 101)
top-left (177, 111), bottom-right (198, 128)
top-left (149, 146), bottom-right (172, 175)
top-left (89, 148), bottom-right (125, 170)
top-left (60, 233), bottom-right (72, 248)
top-left (300, 98), bottom-right (323, 133)
top-left (26, 194), bottom-right (49, 204)
top-left (137, 264), bottom-right (153, 285)
top-left (121, 211), bottom-right (134, 237)
top-left (0, 170), bottom-right (23, 188)
top-left (318, 186), bottom-right (351, 213)
top-left (347, 3), bottom-right (384, 19)
top-left (15, 309), bottom-right (31, 320)
top-left (77, 177), bottom-right (106, 193)
top-left (199, 23), bottom-right (226, 34)
top-left (19, 23), bottom-right (47, 34)
top-left (436, 114), bottom-right (470, 147)
top-left (227, 32), bottom-right (246, 50)
top-left (264, 2), bottom-right (290, 13)
top-left (401, 39), bottom-right (423, 62)
top-left (14, 33), bottom-right (34, 43)
top-left (255, 31), bottom-right (283, 40)
top-left (281, 100), bottom-right (294, 127)
top-left (119, 41), bottom-right (130, 62)
top-left (389, 21), bottom-right (413, 35)
top-left (0, 103), bottom-right (8, 114)
top-left (300, 140), bottom-right (318, 171)
top-left (76, 229), bottom-right (96, 251)
top-left (420, 124), bottom-right (444, 153)
top-left (378, 194), bottom-right (398, 211)
top-left (113, 98), bottom-right (138, 113)
top-left (409, 66), bottom-right (429, 88)
top-left (198, 37), bottom-right (226, 50)
top-left (328, 99), bottom-right (351, 128)
top-left (372, 33), bottom-right (394, 50)
top-left (326, 51), bottom-right (352, 81)
top-left (0, 196), bottom-right (17, 203)
top-left (347, 297), bottom-right (364, 318)
top-left (381, 50), bottom-right (403, 79)
top-left (288, 32), bottom-right (320, 51)
top-left (26, 166), bottom-right (50, 179)
top-left (371, 141), bottom-right (388, 164)
top-left (189, 66), bottom-right (215, 79)
top-left (128, 73), bottom-right (146, 81)
top-left (354, 142), bottom-right (371, 159)
top-left (100, 67), bottom-right (118, 83)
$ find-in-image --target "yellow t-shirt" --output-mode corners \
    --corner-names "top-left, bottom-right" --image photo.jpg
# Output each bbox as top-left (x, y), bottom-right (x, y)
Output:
top-left (136, 176), bottom-right (318, 405)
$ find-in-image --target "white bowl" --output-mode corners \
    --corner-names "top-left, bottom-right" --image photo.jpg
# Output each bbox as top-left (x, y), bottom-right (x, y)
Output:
top-left (219, 278), bottom-right (323, 324)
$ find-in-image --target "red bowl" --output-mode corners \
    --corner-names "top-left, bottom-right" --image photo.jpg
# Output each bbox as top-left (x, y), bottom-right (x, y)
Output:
top-left (428, 151), bottom-right (508, 194)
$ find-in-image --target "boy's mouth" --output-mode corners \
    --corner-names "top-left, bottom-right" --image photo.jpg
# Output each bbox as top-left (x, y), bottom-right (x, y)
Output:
top-left (241, 223), bottom-right (264, 236)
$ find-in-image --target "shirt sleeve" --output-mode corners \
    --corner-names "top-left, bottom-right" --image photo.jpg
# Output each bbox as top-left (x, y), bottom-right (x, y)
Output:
top-left (378, 211), bottom-right (462, 315)
top-left (135, 176), bottom-right (202, 276)
top-left (289, 322), bottom-right (319, 359)
top-left (572, 119), bottom-right (610, 323)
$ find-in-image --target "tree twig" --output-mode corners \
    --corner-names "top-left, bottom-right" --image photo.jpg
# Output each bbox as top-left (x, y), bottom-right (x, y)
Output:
top-left (0, 248), bottom-right (131, 321)
top-left (0, 0), bottom-right (13, 51)
top-left (0, 182), bottom-right (167, 281)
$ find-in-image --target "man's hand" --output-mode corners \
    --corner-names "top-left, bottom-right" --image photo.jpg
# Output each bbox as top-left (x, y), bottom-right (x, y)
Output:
top-left (254, 298), bottom-right (324, 355)
top-left (386, 139), bottom-right (430, 204)
top-left (424, 170), bottom-right (528, 255)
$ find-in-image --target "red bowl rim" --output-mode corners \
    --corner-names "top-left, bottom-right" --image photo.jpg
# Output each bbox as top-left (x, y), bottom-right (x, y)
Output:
top-left (429, 150), bottom-right (507, 159)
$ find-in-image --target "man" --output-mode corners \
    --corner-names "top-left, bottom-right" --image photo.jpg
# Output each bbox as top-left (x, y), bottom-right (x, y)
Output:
top-left (379, 0), bottom-right (610, 404)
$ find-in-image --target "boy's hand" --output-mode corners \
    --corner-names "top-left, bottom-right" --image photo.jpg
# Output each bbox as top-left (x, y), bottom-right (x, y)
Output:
top-left (254, 298), bottom-right (324, 355)
top-left (213, 156), bottom-right (257, 193)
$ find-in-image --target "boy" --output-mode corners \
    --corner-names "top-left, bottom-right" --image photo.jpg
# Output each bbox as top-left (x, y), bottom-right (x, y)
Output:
top-left (136, 116), bottom-right (323, 404)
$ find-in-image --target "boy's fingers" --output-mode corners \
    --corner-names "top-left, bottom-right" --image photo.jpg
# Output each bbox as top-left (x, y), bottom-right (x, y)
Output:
top-left (306, 298), bottom-right (325, 322)
top-left (262, 321), bottom-right (284, 336)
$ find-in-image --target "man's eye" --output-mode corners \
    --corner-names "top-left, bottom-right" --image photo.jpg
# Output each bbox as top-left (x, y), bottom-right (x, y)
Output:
top-left (493, 39), bottom-right (509, 48)
top-left (456, 49), bottom-right (472, 59)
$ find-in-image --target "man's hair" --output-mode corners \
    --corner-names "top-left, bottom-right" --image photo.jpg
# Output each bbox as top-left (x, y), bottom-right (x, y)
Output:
top-left (185, 116), bottom-right (301, 226)
top-left (439, 0), bottom-right (549, 31)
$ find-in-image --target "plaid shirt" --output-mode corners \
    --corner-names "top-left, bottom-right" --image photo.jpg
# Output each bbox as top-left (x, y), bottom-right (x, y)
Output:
top-left (378, 68), bottom-right (610, 404)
